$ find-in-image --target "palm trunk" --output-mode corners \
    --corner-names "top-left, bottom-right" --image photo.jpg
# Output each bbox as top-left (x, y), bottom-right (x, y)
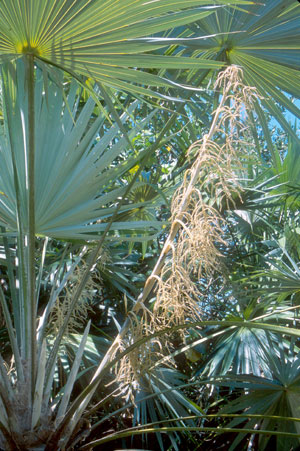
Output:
top-left (26, 53), bottom-right (37, 407)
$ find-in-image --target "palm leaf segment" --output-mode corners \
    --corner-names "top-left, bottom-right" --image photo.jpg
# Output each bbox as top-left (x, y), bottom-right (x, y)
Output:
top-left (0, 62), bottom-right (165, 240)
top-left (167, 0), bottom-right (300, 136)
top-left (0, 0), bottom-right (254, 95)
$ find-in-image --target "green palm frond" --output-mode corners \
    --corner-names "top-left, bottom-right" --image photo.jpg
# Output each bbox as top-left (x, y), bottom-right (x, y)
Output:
top-left (133, 369), bottom-right (202, 451)
top-left (215, 341), bottom-right (300, 451)
top-left (203, 326), bottom-right (274, 378)
top-left (0, 0), bottom-right (254, 96)
top-left (156, 0), bottom-right (300, 137)
top-left (270, 138), bottom-right (300, 211)
top-left (0, 61), bottom-right (165, 240)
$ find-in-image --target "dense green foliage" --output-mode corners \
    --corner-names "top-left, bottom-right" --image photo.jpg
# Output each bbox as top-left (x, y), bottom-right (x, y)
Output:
top-left (0, 1), bottom-right (298, 450)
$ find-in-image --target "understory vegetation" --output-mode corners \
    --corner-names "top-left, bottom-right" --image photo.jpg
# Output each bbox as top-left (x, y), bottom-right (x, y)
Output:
top-left (0, 1), bottom-right (299, 450)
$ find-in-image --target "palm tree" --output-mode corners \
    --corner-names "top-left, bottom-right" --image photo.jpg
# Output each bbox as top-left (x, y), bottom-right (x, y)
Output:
top-left (0, 0), bottom-right (299, 449)
top-left (0, 1), bottom-right (251, 449)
